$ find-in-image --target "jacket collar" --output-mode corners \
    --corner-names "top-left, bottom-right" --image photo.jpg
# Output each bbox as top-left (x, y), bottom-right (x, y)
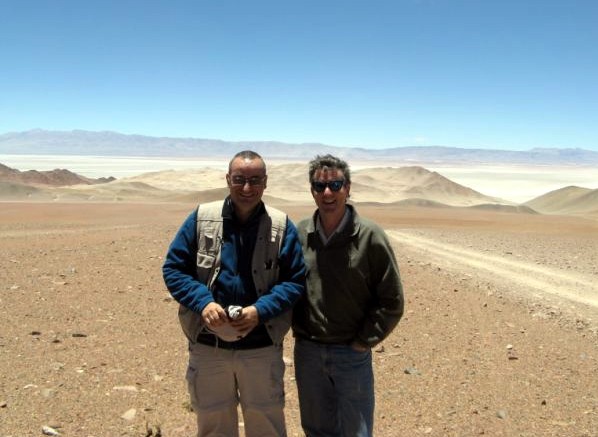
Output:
top-left (308, 203), bottom-right (360, 240)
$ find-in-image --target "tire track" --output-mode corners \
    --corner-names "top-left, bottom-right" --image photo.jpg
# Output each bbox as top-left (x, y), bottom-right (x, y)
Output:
top-left (388, 230), bottom-right (598, 309)
top-left (0, 224), bottom-right (141, 238)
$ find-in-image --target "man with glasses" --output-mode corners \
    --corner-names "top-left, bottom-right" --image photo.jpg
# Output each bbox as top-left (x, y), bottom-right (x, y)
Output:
top-left (163, 150), bottom-right (306, 436)
top-left (292, 154), bottom-right (404, 437)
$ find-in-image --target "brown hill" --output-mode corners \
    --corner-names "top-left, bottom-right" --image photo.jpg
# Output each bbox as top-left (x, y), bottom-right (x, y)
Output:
top-left (0, 181), bottom-right (48, 199)
top-left (51, 180), bottom-right (175, 202)
top-left (0, 162), bottom-right (115, 186)
top-left (349, 166), bottom-right (505, 206)
top-left (524, 186), bottom-right (598, 216)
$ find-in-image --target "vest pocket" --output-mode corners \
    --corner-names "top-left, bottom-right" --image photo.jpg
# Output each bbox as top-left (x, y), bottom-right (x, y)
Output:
top-left (196, 252), bottom-right (216, 283)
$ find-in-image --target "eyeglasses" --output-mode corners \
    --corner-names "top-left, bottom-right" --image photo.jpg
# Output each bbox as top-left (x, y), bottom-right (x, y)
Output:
top-left (230, 175), bottom-right (266, 186)
top-left (311, 180), bottom-right (345, 193)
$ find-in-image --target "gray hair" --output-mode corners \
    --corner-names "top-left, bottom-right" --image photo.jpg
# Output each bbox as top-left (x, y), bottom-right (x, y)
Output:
top-left (308, 154), bottom-right (351, 183)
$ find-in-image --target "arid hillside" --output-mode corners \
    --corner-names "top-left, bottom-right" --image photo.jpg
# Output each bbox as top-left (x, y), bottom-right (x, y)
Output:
top-left (525, 185), bottom-right (598, 216)
top-left (0, 162), bottom-right (114, 186)
top-left (0, 163), bottom-right (514, 207)
top-left (3, 161), bottom-right (598, 219)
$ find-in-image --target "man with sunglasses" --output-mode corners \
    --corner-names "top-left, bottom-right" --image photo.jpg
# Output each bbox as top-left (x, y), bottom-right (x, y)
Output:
top-left (163, 150), bottom-right (306, 436)
top-left (292, 154), bottom-right (404, 437)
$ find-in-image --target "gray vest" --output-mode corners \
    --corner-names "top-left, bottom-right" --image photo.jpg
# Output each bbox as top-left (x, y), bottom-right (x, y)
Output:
top-left (177, 200), bottom-right (290, 347)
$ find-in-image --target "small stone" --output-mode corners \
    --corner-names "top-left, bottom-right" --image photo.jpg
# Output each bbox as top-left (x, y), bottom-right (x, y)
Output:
top-left (72, 333), bottom-right (87, 338)
top-left (404, 367), bottom-right (420, 375)
top-left (42, 425), bottom-right (61, 436)
top-left (496, 410), bottom-right (507, 419)
top-left (0, 400), bottom-right (7, 408)
top-left (375, 345), bottom-right (385, 353)
top-left (50, 362), bottom-right (65, 371)
top-left (121, 408), bottom-right (137, 421)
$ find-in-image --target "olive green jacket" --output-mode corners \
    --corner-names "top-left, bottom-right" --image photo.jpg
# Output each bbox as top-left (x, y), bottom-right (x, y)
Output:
top-left (293, 205), bottom-right (404, 347)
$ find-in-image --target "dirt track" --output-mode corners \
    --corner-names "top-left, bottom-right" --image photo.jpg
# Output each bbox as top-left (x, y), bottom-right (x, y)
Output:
top-left (387, 230), bottom-right (598, 309)
top-left (1, 202), bottom-right (597, 436)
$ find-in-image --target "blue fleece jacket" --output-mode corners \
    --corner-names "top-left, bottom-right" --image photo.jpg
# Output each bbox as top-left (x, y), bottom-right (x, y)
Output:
top-left (163, 199), bottom-right (306, 347)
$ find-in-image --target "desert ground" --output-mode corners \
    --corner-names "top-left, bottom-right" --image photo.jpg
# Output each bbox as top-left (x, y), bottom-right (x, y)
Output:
top-left (1, 195), bottom-right (597, 437)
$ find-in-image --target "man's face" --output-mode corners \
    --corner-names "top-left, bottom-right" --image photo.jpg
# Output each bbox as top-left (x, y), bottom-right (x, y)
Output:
top-left (311, 167), bottom-right (350, 217)
top-left (226, 157), bottom-right (267, 216)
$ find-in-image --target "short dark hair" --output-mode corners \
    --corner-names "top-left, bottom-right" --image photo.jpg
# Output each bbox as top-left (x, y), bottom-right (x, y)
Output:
top-left (308, 154), bottom-right (351, 183)
top-left (228, 150), bottom-right (266, 173)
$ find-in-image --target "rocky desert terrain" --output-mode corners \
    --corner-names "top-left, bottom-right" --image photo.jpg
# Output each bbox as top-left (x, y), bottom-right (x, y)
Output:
top-left (1, 162), bottom-right (597, 437)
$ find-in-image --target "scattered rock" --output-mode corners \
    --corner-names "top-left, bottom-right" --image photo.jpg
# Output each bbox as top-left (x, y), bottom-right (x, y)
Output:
top-left (404, 367), bottom-right (420, 375)
top-left (41, 388), bottom-right (55, 398)
top-left (496, 410), bottom-right (507, 419)
top-left (42, 425), bottom-right (60, 436)
top-left (121, 408), bottom-right (137, 421)
top-left (50, 362), bottom-right (65, 371)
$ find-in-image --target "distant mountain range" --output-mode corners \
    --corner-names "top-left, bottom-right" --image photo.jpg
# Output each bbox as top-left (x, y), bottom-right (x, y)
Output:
top-left (1, 129), bottom-right (597, 165)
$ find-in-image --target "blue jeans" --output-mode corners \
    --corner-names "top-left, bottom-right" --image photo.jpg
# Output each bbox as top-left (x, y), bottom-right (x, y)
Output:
top-left (294, 338), bottom-right (374, 437)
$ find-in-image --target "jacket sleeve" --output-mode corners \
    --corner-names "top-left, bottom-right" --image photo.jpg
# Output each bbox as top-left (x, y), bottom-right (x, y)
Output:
top-left (356, 227), bottom-right (404, 347)
top-left (253, 218), bottom-right (306, 321)
top-left (162, 210), bottom-right (215, 313)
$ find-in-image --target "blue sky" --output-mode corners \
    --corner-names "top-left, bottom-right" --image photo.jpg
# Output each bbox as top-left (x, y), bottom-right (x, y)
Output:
top-left (2, 0), bottom-right (598, 151)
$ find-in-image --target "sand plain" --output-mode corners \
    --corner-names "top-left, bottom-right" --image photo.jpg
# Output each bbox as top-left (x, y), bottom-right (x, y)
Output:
top-left (1, 196), bottom-right (597, 437)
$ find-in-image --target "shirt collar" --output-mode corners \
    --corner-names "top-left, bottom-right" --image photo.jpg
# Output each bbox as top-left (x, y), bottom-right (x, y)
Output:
top-left (316, 207), bottom-right (351, 245)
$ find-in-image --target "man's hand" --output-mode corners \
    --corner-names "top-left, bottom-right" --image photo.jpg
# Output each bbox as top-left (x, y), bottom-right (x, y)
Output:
top-left (229, 305), bottom-right (260, 336)
top-left (201, 302), bottom-right (228, 327)
top-left (350, 340), bottom-right (370, 353)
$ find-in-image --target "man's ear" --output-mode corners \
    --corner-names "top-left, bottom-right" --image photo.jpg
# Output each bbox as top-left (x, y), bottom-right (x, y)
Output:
top-left (263, 175), bottom-right (268, 189)
top-left (225, 173), bottom-right (232, 187)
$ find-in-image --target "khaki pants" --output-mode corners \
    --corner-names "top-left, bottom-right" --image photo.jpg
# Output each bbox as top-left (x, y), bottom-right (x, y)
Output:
top-left (186, 342), bottom-right (287, 437)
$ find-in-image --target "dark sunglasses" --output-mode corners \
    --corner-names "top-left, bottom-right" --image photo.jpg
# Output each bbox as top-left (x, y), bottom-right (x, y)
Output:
top-left (311, 179), bottom-right (345, 193)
